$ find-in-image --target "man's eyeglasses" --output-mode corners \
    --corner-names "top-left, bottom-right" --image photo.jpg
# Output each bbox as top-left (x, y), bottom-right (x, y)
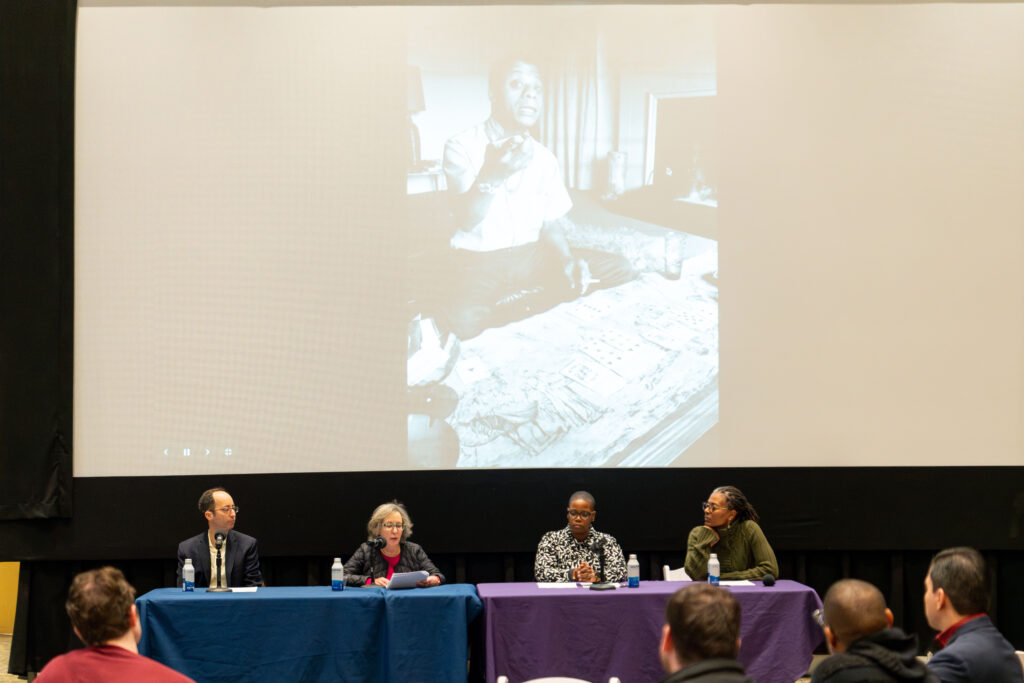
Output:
top-left (702, 502), bottom-right (727, 513)
top-left (567, 509), bottom-right (593, 519)
top-left (382, 522), bottom-right (404, 530)
top-left (214, 505), bottom-right (239, 514)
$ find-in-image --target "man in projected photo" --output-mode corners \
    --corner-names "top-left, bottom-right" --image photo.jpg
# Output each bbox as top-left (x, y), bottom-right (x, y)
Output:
top-left (442, 57), bottom-right (634, 340)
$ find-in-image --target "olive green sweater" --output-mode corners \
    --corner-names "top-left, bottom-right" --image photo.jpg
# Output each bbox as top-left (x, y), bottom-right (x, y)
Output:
top-left (684, 519), bottom-right (779, 581)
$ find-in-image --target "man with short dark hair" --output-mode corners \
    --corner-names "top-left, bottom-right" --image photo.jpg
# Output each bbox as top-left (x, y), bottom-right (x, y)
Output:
top-left (36, 567), bottom-right (194, 682)
top-left (176, 487), bottom-right (263, 588)
top-left (923, 547), bottom-right (1022, 683)
top-left (534, 490), bottom-right (626, 582)
top-left (658, 583), bottom-right (754, 682)
top-left (811, 579), bottom-right (937, 682)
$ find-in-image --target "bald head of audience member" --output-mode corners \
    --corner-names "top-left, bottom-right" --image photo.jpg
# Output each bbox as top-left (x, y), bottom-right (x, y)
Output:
top-left (821, 579), bottom-right (894, 653)
top-left (660, 583), bottom-right (742, 674)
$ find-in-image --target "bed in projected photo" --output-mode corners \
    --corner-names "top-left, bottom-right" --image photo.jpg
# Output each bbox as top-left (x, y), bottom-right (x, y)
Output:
top-left (404, 6), bottom-right (717, 468)
top-left (408, 195), bottom-right (718, 468)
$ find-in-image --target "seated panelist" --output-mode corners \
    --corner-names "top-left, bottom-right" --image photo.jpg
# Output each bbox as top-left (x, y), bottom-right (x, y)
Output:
top-left (534, 490), bottom-right (626, 583)
top-left (176, 487), bottom-right (263, 588)
top-left (343, 501), bottom-right (444, 588)
top-left (684, 485), bottom-right (778, 581)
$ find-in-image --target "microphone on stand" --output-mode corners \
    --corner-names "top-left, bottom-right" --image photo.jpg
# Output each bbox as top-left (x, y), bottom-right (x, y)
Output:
top-left (589, 537), bottom-right (616, 591)
top-left (368, 537), bottom-right (386, 550)
top-left (207, 531), bottom-right (232, 593)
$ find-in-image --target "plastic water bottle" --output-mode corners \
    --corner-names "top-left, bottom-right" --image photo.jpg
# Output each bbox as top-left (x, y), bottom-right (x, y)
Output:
top-left (627, 553), bottom-right (640, 588)
top-left (331, 557), bottom-right (344, 591)
top-left (708, 553), bottom-right (720, 586)
top-left (182, 558), bottom-right (195, 592)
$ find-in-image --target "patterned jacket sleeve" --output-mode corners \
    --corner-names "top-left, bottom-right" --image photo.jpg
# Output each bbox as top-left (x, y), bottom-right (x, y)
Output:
top-left (534, 532), bottom-right (571, 582)
top-left (601, 534), bottom-right (628, 582)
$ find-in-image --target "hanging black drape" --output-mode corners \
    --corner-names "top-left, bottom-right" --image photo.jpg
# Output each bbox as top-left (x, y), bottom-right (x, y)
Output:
top-left (0, 0), bottom-right (76, 519)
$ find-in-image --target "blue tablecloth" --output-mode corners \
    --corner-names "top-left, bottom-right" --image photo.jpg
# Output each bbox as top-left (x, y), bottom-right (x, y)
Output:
top-left (137, 585), bottom-right (482, 683)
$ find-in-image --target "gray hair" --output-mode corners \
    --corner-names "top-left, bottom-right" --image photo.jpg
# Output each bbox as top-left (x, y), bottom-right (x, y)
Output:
top-left (367, 500), bottom-right (413, 543)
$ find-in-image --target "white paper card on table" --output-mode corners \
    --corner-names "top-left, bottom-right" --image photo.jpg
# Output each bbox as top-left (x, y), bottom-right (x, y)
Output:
top-left (387, 571), bottom-right (429, 589)
top-left (228, 586), bottom-right (259, 593)
top-left (719, 580), bottom-right (755, 586)
top-left (536, 582), bottom-right (580, 589)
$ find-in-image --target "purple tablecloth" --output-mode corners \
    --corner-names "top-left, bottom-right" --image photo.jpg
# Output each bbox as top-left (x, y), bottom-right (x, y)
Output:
top-left (478, 580), bottom-right (823, 683)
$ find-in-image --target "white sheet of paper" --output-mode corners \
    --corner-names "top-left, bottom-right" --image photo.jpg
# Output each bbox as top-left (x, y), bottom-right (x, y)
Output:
top-left (720, 580), bottom-right (755, 586)
top-left (228, 586), bottom-right (259, 592)
top-left (535, 582), bottom-right (580, 589)
top-left (387, 570), bottom-right (429, 589)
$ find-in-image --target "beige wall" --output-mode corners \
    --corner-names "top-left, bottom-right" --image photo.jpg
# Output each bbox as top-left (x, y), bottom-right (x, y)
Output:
top-left (0, 562), bottom-right (19, 634)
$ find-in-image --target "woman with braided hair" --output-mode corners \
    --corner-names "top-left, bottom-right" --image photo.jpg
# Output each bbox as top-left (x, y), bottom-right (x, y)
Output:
top-left (684, 485), bottom-right (779, 581)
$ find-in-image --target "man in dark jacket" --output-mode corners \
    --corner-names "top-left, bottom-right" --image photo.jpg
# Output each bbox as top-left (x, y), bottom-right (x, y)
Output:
top-left (923, 547), bottom-right (1023, 683)
top-left (659, 583), bottom-right (755, 683)
top-left (811, 579), bottom-right (937, 683)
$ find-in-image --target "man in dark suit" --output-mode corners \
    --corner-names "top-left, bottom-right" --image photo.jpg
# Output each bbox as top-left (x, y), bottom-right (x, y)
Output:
top-left (923, 546), bottom-right (1022, 683)
top-left (176, 488), bottom-right (263, 589)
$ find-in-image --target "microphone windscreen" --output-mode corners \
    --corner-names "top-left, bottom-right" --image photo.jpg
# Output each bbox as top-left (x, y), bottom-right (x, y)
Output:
top-left (369, 537), bottom-right (386, 550)
top-left (762, 573), bottom-right (776, 587)
top-left (214, 531), bottom-right (226, 542)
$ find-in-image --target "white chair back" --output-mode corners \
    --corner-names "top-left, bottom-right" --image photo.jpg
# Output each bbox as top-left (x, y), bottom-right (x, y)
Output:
top-left (662, 564), bottom-right (692, 581)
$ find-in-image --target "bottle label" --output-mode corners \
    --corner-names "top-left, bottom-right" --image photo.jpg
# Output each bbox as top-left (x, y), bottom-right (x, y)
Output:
top-left (183, 578), bottom-right (194, 592)
top-left (709, 574), bottom-right (720, 586)
top-left (628, 575), bottom-right (640, 588)
top-left (331, 578), bottom-right (343, 591)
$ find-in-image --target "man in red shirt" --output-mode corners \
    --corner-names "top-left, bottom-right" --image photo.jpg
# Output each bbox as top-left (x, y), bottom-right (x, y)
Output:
top-left (923, 546), bottom-right (1022, 683)
top-left (36, 566), bottom-right (193, 682)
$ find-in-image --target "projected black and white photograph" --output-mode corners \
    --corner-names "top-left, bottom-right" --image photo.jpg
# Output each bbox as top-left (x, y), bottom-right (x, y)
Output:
top-left (405, 7), bottom-right (719, 468)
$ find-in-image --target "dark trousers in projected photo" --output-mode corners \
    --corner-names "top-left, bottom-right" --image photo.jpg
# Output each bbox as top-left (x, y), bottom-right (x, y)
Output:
top-left (445, 241), bottom-right (635, 341)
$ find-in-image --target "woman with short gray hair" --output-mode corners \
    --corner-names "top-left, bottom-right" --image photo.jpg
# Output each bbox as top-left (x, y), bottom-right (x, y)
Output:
top-left (343, 500), bottom-right (444, 587)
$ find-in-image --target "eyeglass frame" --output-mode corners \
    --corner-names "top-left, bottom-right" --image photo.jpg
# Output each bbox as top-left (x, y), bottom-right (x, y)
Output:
top-left (701, 501), bottom-right (730, 513)
top-left (212, 505), bottom-right (239, 514)
top-left (381, 522), bottom-right (405, 530)
top-left (566, 509), bottom-right (594, 519)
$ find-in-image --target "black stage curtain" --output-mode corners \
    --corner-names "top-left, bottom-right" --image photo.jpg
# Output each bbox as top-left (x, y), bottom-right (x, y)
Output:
top-left (0, 0), bottom-right (75, 519)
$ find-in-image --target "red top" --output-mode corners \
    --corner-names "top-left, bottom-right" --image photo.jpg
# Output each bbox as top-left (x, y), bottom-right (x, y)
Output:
top-left (365, 552), bottom-right (401, 585)
top-left (936, 612), bottom-right (985, 648)
top-left (36, 645), bottom-right (194, 682)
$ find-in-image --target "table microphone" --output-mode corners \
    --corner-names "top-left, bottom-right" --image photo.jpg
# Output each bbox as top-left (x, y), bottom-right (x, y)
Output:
top-left (368, 537), bottom-right (386, 550)
top-left (761, 573), bottom-right (776, 587)
top-left (214, 531), bottom-right (226, 550)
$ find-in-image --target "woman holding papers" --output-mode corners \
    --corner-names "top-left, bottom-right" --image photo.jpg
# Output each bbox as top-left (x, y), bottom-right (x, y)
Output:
top-left (343, 500), bottom-right (444, 587)
top-left (684, 485), bottom-right (778, 581)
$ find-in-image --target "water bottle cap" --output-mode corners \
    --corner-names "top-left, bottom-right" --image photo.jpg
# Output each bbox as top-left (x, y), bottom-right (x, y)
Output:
top-left (333, 557), bottom-right (341, 562)
top-left (184, 558), bottom-right (193, 564)
top-left (628, 553), bottom-right (637, 560)
top-left (710, 553), bottom-right (718, 559)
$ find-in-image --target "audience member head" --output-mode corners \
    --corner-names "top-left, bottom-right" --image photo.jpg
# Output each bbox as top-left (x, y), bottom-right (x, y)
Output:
top-left (821, 579), bottom-right (893, 653)
top-left (660, 583), bottom-right (742, 674)
top-left (65, 567), bottom-right (140, 648)
top-left (566, 490), bottom-right (597, 542)
top-left (488, 57), bottom-right (543, 132)
top-left (924, 546), bottom-right (988, 632)
top-left (367, 500), bottom-right (413, 542)
top-left (198, 487), bottom-right (237, 535)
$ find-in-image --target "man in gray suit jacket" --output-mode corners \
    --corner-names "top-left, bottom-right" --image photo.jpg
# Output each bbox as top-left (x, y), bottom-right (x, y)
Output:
top-left (176, 488), bottom-right (263, 589)
top-left (924, 546), bottom-right (1022, 683)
